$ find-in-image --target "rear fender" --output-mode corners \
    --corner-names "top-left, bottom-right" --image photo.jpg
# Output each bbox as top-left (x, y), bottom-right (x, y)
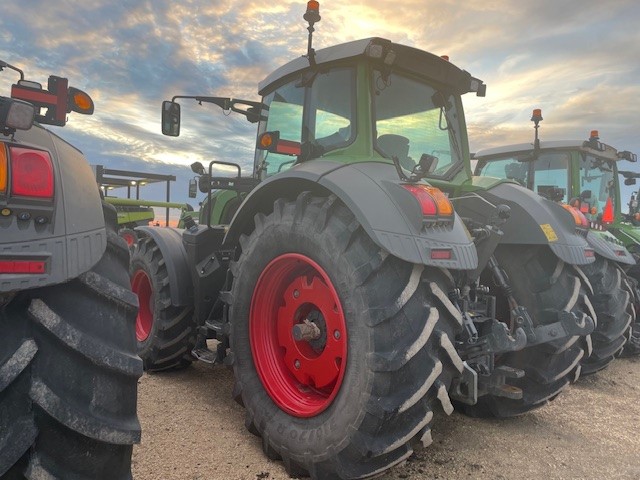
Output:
top-left (587, 230), bottom-right (635, 265)
top-left (225, 161), bottom-right (478, 270)
top-left (135, 226), bottom-right (192, 306)
top-left (455, 182), bottom-right (594, 266)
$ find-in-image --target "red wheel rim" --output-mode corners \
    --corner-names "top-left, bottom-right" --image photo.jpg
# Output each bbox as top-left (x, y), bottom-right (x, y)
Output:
top-left (132, 269), bottom-right (153, 341)
top-left (250, 253), bottom-right (348, 418)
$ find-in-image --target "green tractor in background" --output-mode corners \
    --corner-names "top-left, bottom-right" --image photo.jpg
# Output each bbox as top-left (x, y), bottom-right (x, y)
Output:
top-left (474, 111), bottom-right (639, 356)
top-left (129, 3), bottom-right (597, 478)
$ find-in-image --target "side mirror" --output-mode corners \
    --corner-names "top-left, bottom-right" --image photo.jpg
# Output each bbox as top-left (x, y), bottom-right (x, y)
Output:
top-left (625, 178), bottom-right (637, 186)
top-left (0, 97), bottom-right (35, 131)
top-left (190, 161), bottom-right (206, 175)
top-left (188, 178), bottom-right (197, 198)
top-left (162, 100), bottom-right (181, 136)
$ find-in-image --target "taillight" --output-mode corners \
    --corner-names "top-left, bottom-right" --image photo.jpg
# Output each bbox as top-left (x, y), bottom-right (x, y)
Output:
top-left (10, 147), bottom-right (54, 199)
top-left (402, 184), bottom-right (454, 220)
top-left (0, 145), bottom-right (7, 194)
top-left (562, 204), bottom-right (589, 228)
top-left (0, 259), bottom-right (46, 274)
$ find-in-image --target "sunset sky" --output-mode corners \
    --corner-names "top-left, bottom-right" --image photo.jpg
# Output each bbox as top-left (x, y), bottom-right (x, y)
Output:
top-left (2, 0), bottom-right (638, 206)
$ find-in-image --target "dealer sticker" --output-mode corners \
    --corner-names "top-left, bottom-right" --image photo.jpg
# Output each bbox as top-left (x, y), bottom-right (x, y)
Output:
top-left (540, 224), bottom-right (558, 242)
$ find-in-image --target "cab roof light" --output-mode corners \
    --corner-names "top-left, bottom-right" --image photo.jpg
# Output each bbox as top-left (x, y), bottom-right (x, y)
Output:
top-left (531, 108), bottom-right (543, 123)
top-left (10, 147), bottom-right (54, 199)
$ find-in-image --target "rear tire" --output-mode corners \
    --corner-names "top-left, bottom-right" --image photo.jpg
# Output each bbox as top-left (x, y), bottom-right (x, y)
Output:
top-left (0, 203), bottom-right (142, 479)
top-left (130, 236), bottom-right (196, 371)
top-left (578, 256), bottom-right (633, 374)
top-left (460, 245), bottom-right (591, 418)
top-left (229, 194), bottom-right (464, 479)
top-left (621, 257), bottom-right (640, 356)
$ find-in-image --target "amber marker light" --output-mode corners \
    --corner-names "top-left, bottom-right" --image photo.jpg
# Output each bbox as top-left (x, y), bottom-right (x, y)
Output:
top-left (68, 87), bottom-right (94, 115)
top-left (590, 130), bottom-right (599, 139)
top-left (0, 145), bottom-right (7, 194)
top-left (259, 133), bottom-right (274, 149)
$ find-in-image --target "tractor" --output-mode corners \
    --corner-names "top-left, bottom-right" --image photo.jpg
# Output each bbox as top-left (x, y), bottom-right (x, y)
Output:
top-left (474, 111), bottom-right (639, 359)
top-left (130, 3), bottom-right (596, 478)
top-left (0, 60), bottom-right (141, 478)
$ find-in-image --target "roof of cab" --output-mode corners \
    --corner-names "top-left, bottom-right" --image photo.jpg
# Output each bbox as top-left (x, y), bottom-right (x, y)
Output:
top-left (258, 37), bottom-right (483, 97)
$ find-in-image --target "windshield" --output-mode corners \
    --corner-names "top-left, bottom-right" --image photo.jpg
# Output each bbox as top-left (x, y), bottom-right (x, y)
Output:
top-left (372, 70), bottom-right (463, 178)
top-left (579, 153), bottom-right (615, 212)
top-left (476, 151), bottom-right (570, 202)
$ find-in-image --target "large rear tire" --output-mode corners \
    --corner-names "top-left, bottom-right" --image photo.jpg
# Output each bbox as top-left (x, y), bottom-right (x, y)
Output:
top-left (621, 255), bottom-right (640, 356)
top-left (130, 236), bottom-right (196, 372)
top-left (460, 245), bottom-right (591, 418)
top-left (0, 203), bottom-right (142, 479)
top-left (577, 256), bottom-right (633, 374)
top-left (229, 194), bottom-right (464, 479)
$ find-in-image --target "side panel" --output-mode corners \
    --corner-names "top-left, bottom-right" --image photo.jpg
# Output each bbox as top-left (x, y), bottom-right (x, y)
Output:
top-left (225, 160), bottom-right (478, 270)
top-left (135, 226), bottom-right (193, 306)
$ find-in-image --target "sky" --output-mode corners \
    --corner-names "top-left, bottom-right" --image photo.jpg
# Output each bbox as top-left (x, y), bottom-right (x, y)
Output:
top-left (1, 0), bottom-right (639, 208)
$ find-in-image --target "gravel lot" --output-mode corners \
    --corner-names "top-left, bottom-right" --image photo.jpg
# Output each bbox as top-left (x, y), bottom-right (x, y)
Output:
top-left (132, 355), bottom-right (640, 479)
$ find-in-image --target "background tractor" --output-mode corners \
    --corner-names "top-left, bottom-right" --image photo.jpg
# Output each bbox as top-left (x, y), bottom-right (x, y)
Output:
top-left (474, 112), bottom-right (639, 360)
top-left (0, 60), bottom-right (141, 478)
top-left (130, 3), bottom-right (594, 478)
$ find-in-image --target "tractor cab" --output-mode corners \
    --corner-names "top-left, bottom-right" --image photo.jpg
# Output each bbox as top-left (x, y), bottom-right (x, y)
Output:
top-left (475, 114), bottom-right (638, 231)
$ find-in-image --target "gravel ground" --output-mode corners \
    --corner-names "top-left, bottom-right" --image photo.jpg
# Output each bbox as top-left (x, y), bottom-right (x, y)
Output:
top-left (132, 355), bottom-right (640, 479)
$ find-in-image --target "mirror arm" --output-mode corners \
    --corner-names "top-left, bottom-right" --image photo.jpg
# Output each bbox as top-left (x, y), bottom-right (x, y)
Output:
top-left (172, 95), bottom-right (264, 123)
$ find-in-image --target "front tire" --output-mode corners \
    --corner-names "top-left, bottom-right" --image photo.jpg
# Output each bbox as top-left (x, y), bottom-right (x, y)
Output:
top-left (229, 194), bottom-right (464, 479)
top-left (0, 203), bottom-right (141, 478)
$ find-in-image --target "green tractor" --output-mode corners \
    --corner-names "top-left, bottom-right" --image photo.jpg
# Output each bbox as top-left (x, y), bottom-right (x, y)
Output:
top-left (474, 111), bottom-right (639, 358)
top-left (130, 3), bottom-right (596, 478)
top-left (0, 61), bottom-right (140, 477)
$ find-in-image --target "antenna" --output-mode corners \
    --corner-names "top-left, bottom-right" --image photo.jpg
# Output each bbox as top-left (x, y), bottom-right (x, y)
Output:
top-left (530, 108), bottom-right (543, 157)
top-left (304, 1), bottom-right (321, 66)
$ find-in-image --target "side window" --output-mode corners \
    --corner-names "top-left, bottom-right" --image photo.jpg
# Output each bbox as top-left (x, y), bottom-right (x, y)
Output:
top-left (532, 153), bottom-right (569, 202)
top-left (259, 83), bottom-right (304, 177)
top-left (308, 68), bottom-right (355, 151)
top-left (479, 157), bottom-right (528, 186)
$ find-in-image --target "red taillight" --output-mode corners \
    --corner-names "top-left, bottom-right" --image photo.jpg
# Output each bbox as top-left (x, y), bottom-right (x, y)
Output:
top-left (402, 184), bottom-right (437, 215)
top-left (430, 249), bottom-right (452, 260)
top-left (10, 147), bottom-right (54, 199)
top-left (0, 259), bottom-right (46, 274)
top-left (402, 184), bottom-right (454, 219)
top-left (585, 249), bottom-right (595, 258)
top-left (601, 197), bottom-right (614, 224)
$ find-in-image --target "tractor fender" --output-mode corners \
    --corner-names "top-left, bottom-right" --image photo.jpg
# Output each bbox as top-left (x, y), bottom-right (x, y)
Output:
top-left (225, 160), bottom-right (478, 271)
top-left (455, 182), bottom-right (594, 266)
top-left (135, 226), bottom-right (193, 306)
top-left (586, 230), bottom-right (635, 265)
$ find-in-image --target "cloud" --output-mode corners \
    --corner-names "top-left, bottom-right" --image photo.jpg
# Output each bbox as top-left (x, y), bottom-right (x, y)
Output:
top-left (0, 0), bottom-right (638, 206)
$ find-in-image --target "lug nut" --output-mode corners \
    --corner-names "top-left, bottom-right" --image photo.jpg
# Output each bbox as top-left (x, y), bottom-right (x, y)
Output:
top-left (333, 330), bottom-right (341, 339)
top-left (294, 359), bottom-right (301, 369)
top-left (293, 290), bottom-right (300, 298)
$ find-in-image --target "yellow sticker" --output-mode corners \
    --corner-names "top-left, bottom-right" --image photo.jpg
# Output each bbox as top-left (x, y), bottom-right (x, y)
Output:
top-left (540, 224), bottom-right (558, 242)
